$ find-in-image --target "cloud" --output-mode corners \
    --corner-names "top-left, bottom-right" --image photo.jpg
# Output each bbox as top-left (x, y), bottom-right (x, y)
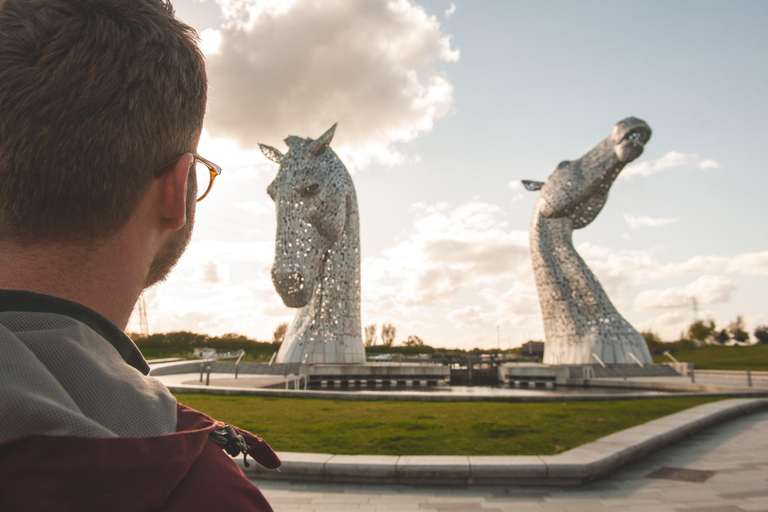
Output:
top-left (575, 242), bottom-right (613, 259)
top-left (127, 239), bottom-right (293, 338)
top-left (581, 245), bottom-right (768, 291)
top-left (698, 159), bottom-right (720, 169)
top-left (202, 261), bottom-right (222, 283)
top-left (360, 202), bottom-right (543, 347)
top-left (635, 310), bottom-right (690, 340)
top-left (624, 214), bottom-right (679, 229)
top-left (633, 275), bottom-right (737, 311)
top-left (196, 128), bottom-right (270, 181)
top-left (508, 180), bottom-right (524, 191)
top-left (361, 201), bottom-right (529, 310)
top-left (727, 251), bottom-right (768, 276)
top-left (447, 305), bottom-right (482, 326)
top-left (201, 0), bottom-right (459, 168)
top-left (621, 151), bottom-right (719, 180)
top-left (235, 199), bottom-right (273, 215)
top-left (199, 27), bottom-right (222, 54)
top-left (445, 2), bottom-right (456, 17)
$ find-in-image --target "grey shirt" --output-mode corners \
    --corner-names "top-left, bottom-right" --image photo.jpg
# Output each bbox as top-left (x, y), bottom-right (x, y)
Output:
top-left (0, 290), bottom-right (177, 440)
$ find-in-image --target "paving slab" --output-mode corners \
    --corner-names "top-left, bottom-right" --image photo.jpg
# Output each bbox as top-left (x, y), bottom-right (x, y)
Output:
top-left (396, 456), bottom-right (471, 485)
top-left (325, 455), bottom-right (400, 483)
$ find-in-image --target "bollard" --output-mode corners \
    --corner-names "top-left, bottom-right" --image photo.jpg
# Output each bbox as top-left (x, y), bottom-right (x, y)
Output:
top-left (747, 369), bottom-right (753, 387)
top-left (691, 368), bottom-right (695, 383)
top-left (205, 365), bottom-right (211, 386)
top-left (199, 362), bottom-right (204, 383)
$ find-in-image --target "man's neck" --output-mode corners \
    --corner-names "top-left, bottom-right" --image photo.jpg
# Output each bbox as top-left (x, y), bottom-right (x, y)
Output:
top-left (0, 237), bottom-right (148, 329)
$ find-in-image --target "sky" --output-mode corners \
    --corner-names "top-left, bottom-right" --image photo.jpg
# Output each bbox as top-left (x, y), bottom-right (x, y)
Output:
top-left (128, 0), bottom-right (768, 349)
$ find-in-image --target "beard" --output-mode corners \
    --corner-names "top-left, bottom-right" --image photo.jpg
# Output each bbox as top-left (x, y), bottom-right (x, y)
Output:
top-left (142, 176), bottom-right (196, 289)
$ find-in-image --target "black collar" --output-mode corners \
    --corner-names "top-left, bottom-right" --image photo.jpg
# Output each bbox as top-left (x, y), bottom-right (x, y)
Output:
top-left (0, 289), bottom-right (149, 375)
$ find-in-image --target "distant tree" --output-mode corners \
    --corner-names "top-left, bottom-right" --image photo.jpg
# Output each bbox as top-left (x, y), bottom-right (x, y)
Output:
top-left (364, 324), bottom-right (377, 347)
top-left (641, 330), bottom-right (662, 347)
top-left (728, 316), bottom-right (750, 344)
top-left (641, 331), bottom-right (666, 355)
top-left (380, 323), bottom-right (396, 347)
top-left (754, 325), bottom-right (768, 345)
top-left (714, 329), bottom-right (730, 345)
top-left (641, 331), bottom-right (661, 344)
top-left (273, 322), bottom-right (289, 345)
top-left (688, 320), bottom-right (716, 344)
top-left (402, 335), bottom-right (425, 347)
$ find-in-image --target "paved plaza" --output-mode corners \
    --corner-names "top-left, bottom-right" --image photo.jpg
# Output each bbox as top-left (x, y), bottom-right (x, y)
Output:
top-left (253, 409), bottom-right (768, 512)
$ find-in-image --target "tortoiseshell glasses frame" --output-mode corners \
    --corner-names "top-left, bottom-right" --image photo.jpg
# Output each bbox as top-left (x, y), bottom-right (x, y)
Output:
top-left (153, 153), bottom-right (222, 202)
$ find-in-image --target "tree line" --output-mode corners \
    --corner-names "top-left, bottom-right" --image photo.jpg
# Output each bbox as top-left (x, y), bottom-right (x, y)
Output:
top-left (129, 331), bottom-right (280, 360)
top-left (363, 323), bottom-right (425, 347)
top-left (642, 316), bottom-right (768, 355)
top-left (133, 315), bottom-right (767, 362)
top-left (272, 321), bottom-right (424, 348)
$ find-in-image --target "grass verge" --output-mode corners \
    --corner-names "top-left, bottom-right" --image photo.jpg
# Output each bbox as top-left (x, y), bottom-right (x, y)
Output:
top-left (652, 344), bottom-right (768, 371)
top-left (174, 394), bottom-right (722, 456)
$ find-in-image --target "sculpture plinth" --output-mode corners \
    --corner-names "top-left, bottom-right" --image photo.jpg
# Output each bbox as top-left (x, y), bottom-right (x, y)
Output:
top-left (525, 117), bottom-right (653, 366)
top-left (260, 124), bottom-right (365, 364)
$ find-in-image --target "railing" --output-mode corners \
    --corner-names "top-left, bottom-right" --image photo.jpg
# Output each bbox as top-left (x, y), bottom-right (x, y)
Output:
top-left (627, 352), bottom-right (645, 368)
top-left (663, 351), bottom-right (680, 364)
top-left (234, 349), bottom-right (246, 379)
top-left (199, 362), bottom-right (212, 386)
top-left (591, 353), bottom-right (606, 368)
top-left (582, 366), bottom-right (595, 380)
top-left (268, 352), bottom-right (277, 365)
top-left (284, 373), bottom-right (308, 390)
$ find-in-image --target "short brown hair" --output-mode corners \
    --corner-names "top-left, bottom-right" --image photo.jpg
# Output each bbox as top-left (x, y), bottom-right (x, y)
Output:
top-left (0, 0), bottom-right (207, 243)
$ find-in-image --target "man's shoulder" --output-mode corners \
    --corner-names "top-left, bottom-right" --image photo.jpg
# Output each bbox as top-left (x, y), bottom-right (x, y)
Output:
top-left (0, 310), bottom-right (177, 438)
top-left (0, 320), bottom-right (117, 439)
top-left (0, 404), bottom-right (276, 512)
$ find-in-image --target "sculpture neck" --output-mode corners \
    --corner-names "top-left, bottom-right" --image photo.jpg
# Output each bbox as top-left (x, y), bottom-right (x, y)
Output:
top-left (317, 200), bottom-right (360, 307)
top-left (298, 194), bottom-right (361, 363)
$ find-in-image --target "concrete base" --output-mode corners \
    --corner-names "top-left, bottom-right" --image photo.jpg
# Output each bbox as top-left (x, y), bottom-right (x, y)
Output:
top-left (150, 360), bottom-right (450, 389)
top-left (499, 362), bottom-right (684, 388)
top-left (307, 363), bottom-right (449, 388)
top-left (498, 363), bottom-right (570, 387)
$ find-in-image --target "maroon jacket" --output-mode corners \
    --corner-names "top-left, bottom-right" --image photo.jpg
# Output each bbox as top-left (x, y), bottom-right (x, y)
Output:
top-left (0, 403), bottom-right (280, 512)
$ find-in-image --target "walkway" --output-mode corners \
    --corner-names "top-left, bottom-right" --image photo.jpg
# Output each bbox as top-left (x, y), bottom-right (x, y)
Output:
top-left (252, 409), bottom-right (768, 511)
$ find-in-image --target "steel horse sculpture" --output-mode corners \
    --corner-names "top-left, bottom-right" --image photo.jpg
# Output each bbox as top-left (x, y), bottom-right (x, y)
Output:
top-left (524, 117), bottom-right (654, 366)
top-left (260, 124), bottom-right (365, 364)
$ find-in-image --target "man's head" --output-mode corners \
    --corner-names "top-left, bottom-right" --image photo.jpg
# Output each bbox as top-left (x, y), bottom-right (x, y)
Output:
top-left (0, 0), bottom-right (207, 249)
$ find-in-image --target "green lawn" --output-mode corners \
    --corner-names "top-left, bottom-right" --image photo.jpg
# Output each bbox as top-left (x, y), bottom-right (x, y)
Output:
top-left (653, 344), bottom-right (768, 371)
top-left (174, 394), bottom-right (721, 456)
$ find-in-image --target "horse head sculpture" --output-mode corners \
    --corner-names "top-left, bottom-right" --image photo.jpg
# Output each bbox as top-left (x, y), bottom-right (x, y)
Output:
top-left (260, 124), bottom-right (365, 364)
top-left (524, 117), bottom-right (654, 365)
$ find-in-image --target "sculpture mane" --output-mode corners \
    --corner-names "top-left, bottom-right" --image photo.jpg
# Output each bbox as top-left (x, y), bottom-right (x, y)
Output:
top-left (260, 124), bottom-right (365, 364)
top-left (525, 117), bottom-right (654, 365)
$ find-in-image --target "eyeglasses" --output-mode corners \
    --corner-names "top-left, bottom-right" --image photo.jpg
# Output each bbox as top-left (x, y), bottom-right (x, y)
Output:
top-left (153, 152), bottom-right (222, 202)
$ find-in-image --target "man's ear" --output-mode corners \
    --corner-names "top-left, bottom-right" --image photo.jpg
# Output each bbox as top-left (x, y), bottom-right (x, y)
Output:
top-left (160, 153), bottom-right (194, 231)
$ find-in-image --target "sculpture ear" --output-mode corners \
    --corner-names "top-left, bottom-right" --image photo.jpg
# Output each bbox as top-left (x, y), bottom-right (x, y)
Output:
top-left (522, 180), bottom-right (545, 191)
top-left (259, 143), bottom-right (283, 163)
top-left (308, 123), bottom-right (337, 157)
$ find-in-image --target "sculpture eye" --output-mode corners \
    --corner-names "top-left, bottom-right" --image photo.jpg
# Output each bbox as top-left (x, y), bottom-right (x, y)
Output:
top-left (301, 183), bottom-right (320, 197)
